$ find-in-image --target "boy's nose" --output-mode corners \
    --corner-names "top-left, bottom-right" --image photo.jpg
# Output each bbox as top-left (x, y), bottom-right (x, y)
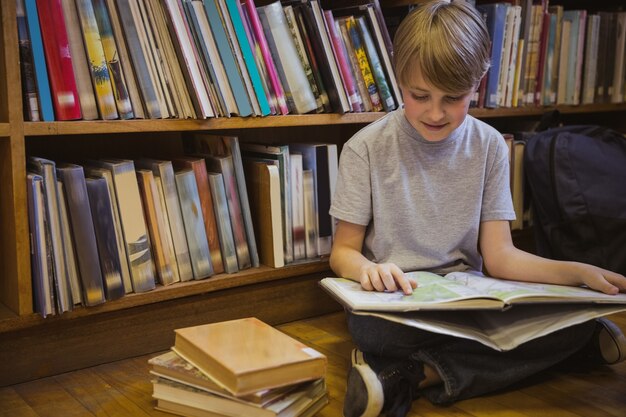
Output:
top-left (427, 103), bottom-right (445, 122)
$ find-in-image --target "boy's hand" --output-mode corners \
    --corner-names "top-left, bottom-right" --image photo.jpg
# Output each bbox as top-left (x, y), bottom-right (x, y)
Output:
top-left (575, 263), bottom-right (626, 295)
top-left (358, 263), bottom-right (418, 295)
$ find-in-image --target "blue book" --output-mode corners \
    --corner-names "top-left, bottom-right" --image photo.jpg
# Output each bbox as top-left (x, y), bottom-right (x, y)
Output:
top-left (23, 0), bottom-right (54, 121)
top-left (477, 3), bottom-right (509, 108)
top-left (225, 0), bottom-right (271, 116)
top-left (563, 10), bottom-right (581, 105)
top-left (203, 0), bottom-right (253, 117)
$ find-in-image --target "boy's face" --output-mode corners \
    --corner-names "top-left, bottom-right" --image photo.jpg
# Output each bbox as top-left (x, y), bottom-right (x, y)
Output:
top-left (400, 67), bottom-right (473, 142)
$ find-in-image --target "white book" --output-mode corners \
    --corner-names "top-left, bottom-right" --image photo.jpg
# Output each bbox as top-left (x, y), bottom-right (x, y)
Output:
top-left (154, 176), bottom-right (181, 283)
top-left (56, 180), bottom-right (82, 304)
top-left (208, 172), bottom-right (239, 274)
top-left (582, 14), bottom-right (601, 104)
top-left (258, 2), bottom-right (317, 114)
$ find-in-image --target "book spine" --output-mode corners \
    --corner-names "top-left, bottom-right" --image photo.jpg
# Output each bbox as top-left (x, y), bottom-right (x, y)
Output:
top-left (208, 173), bottom-right (239, 273)
top-left (92, 0), bottom-right (134, 119)
top-left (356, 16), bottom-right (395, 112)
top-left (23, 0), bottom-right (55, 121)
top-left (75, 0), bottom-right (119, 120)
top-left (241, 0), bottom-right (289, 114)
top-left (345, 16), bottom-right (382, 111)
top-left (56, 181), bottom-right (83, 305)
top-left (324, 10), bottom-right (361, 113)
top-left (16, 0), bottom-right (40, 121)
top-left (35, 0), bottom-right (82, 120)
top-left (85, 177), bottom-right (126, 300)
top-left (225, 0), bottom-right (271, 116)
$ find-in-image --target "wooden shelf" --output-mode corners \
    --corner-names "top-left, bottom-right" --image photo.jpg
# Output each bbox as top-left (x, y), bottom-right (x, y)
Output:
top-left (0, 123), bottom-right (9, 137)
top-left (0, 259), bottom-right (331, 333)
top-left (22, 103), bottom-right (626, 136)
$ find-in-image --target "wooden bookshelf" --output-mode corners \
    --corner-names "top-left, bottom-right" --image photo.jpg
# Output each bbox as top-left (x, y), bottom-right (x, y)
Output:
top-left (1, 0), bottom-right (625, 388)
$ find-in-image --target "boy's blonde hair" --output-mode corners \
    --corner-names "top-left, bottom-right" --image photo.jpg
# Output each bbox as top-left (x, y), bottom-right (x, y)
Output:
top-left (393, 0), bottom-right (490, 94)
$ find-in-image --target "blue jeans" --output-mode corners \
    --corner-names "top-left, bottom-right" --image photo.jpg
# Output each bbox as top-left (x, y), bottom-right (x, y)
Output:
top-left (346, 310), bottom-right (596, 405)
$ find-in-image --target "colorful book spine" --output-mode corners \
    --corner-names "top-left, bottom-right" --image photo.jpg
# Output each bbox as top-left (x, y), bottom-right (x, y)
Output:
top-left (476, 3), bottom-right (508, 108)
top-left (345, 16), bottom-right (382, 111)
top-left (23, 0), bottom-right (54, 121)
top-left (75, 0), bottom-right (118, 119)
top-left (356, 16), bottom-right (395, 112)
top-left (225, 0), bottom-right (271, 116)
top-left (324, 10), bottom-right (362, 113)
top-left (35, 0), bottom-right (82, 120)
top-left (16, 0), bottom-right (40, 121)
top-left (92, 0), bottom-right (134, 119)
top-left (241, 0), bottom-right (289, 114)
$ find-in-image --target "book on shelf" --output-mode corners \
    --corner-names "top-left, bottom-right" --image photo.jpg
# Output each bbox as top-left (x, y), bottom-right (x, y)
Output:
top-left (137, 158), bottom-right (194, 282)
top-left (241, 143), bottom-right (293, 264)
top-left (26, 173), bottom-right (54, 317)
top-left (290, 153), bottom-right (306, 261)
top-left (204, 155), bottom-right (251, 271)
top-left (35, 0), bottom-right (82, 120)
top-left (243, 159), bottom-right (285, 268)
top-left (320, 272), bottom-right (626, 352)
top-left (56, 181), bottom-right (82, 305)
top-left (175, 169), bottom-right (214, 280)
top-left (172, 317), bottom-right (327, 396)
top-left (27, 157), bottom-right (73, 313)
top-left (207, 172), bottom-right (239, 274)
top-left (56, 163), bottom-right (107, 306)
top-left (203, 0), bottom-right (253, 117)
top-left (75, 0), bottom-right (119, 120)
top-left (93, 159), bottom-right (156, 293)
top-left (92, 0), bottom-right (134, 119)
top-left (186, 134), bottom-right (260, 268)
top-left (84, 166), bottom-right (133, 293)
top-left (84, 176), bottom-right (126, 300)
top-left (59, 0), bottom-right (98, 120)
top-left (336, 15), bottom-right (371, 112)
top-left (476, 2), bottom-right (508, 108)
top-left (581, 14), bottom-right (601, 105)
top-left (302, 169), bottom-right (319, 259)
top-left (224, 0), bottom-right (272, 116)
top-left (152, 376), bottom-right (327, 417)
top-left (258, 1), bottom-right (318, 115)
top-left (283, 4), bottom-right (326, 113)
top-left (241, 0), bottom-right (290, 115)
top-left (174, 157), bottom-right (224, 275)
top-left (136, 169), bottom-right (178, 286)
top-left (611, 12), bottom-right (626, 104)
top-left (17, 0), bottom-right (41, 121)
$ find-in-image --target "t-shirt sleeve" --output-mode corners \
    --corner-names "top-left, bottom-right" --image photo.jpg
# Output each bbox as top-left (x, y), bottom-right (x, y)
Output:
top-left (481, 136), bottom-right (516, 222)
top-left (329, 144), bottom-right (372, 226)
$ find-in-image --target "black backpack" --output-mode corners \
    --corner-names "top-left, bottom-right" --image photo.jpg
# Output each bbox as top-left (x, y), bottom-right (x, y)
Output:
top-left (524, 125), bottom-right (626, 275)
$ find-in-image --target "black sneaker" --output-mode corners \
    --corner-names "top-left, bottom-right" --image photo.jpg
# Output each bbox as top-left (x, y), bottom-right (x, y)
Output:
top-left (594, 318), bottom-right (626, 365)
top-left (343, 349), bottom-right (424, 417)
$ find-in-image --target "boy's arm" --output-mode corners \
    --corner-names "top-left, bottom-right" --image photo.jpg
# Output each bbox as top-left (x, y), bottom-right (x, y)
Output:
top-left (329, 220), bottom-right (416, 294)
top-left (479, 220), bottom-right (626, 294)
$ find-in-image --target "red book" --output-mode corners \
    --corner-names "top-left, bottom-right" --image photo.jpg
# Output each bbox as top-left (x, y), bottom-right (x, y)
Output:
top-left (36, 0), bottom-right (81, 120)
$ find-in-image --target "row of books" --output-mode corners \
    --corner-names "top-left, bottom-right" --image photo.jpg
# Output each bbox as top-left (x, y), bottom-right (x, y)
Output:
top-left (149, 317), bottom-right (328, 416)
top-left (475, 1), bottom-right (626, 109)
top-left (26, 135), bottom-right (338, 317)
top-left (17, 0), bottom-right (400, 122)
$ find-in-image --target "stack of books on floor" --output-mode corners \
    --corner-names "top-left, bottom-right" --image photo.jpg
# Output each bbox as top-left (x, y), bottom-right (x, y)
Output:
top-left (149, 317), bottom-right (329, 417)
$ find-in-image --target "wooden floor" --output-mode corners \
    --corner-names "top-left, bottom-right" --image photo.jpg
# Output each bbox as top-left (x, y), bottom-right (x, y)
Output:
top-left (1, 311), bottom-right (626, 417)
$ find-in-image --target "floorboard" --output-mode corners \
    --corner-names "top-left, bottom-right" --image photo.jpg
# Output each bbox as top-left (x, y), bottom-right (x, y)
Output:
top-left (2, 311), bottom-right (625, 416)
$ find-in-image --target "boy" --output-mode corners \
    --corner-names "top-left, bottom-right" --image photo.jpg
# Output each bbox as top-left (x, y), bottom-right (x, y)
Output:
top-left (328, 1), bottom-right (626, 417)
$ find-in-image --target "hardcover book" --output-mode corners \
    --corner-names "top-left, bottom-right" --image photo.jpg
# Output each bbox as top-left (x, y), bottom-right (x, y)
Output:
top-left (35, 0), bottom-right (82, 120)
top-left (85, 176), bottom-right (125, 300)
top-left (136, 170), bottom-right (177, 285)
top-left (28, 157), bottom-right (72, 313)
top-left (172, 317), bottom-right (327, 396)
top-left (56, 164), bottom-right (106, 306)
top-left (207, 172), bottom-right (239, 274)
top-left (137, 159), bottom-right (193, 282)
top-left (175, 169), bottom-right (214, 280)
top-left (93, 159), bottom-right (156, 293)
top-left (56, 181), bottom-right (82, 305)
top-left (174, 157), bottom-right (224, 274)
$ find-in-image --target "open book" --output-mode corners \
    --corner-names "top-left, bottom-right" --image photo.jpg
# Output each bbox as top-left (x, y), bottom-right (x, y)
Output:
top-left (320, 271), bottom-right (626, 311)
top-left (320, 271), bottom-right (626, 351)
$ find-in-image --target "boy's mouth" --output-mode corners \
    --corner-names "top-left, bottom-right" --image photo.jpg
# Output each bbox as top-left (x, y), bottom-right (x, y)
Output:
top-left (422, 122), bottom-right (447, 131)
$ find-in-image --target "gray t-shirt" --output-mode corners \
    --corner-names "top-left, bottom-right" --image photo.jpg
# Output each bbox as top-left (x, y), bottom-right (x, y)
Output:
top-left (329, 108), bottom-right (515, 273)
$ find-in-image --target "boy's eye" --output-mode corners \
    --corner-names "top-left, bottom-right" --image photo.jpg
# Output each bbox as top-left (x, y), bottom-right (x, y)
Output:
top-left (445, 95), bottom-right (463, 102)
top-left (411, 93), bottom-right (428, 101)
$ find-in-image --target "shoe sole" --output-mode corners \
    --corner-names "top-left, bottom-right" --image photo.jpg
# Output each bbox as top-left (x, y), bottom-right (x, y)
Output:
top-left (346, 364), bottom-right (384, 417)
top-left (597, 318), bottom-right (626, 365)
